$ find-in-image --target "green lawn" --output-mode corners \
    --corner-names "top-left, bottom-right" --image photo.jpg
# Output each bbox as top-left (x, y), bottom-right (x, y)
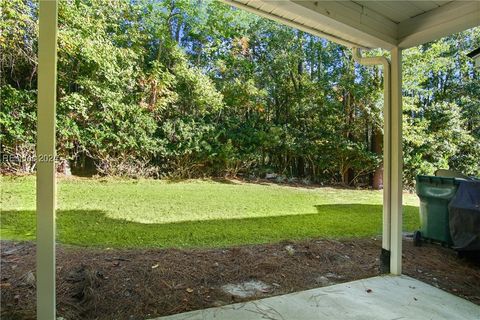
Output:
top-left (0, 176), bottom-right (420, 248)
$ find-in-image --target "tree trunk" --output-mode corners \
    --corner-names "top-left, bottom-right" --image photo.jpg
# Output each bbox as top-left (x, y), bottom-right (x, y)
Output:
top-left (297, 157), bottom-right (305, 178)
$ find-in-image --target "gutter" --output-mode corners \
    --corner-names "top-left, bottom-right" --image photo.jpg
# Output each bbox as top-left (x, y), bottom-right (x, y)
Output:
top-left (352, 48), bottom-right (392, 273)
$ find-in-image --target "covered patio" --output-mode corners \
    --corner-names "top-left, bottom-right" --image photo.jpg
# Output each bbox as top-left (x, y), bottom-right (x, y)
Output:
top-left (36, 0), bottom-right (480, 319)
top-left (156, 275), bottom-right (479, 320)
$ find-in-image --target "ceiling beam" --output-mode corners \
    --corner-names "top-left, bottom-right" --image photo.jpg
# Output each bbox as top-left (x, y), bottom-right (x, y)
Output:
top-left (222, 1), bottom-right (479, 50)
top-left (398, 1), bottom-right (480, 48)
top-left (291, 0), bottom-right (398, 49)
top-left (221, 0), bottom-right (364, 48)
top-left (222, 0), bottom-right (398, 49)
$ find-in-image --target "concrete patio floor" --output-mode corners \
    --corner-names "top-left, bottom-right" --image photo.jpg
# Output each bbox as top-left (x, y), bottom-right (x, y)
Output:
top-left (155, 275), bottom-right (479, 320)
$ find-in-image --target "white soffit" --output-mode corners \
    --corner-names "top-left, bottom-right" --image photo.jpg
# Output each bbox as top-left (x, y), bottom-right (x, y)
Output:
top-left (221, 0), bottom-right (480, 49)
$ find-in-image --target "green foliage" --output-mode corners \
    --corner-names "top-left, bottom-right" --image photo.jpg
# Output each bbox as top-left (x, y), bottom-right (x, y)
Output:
top-left (0, 85), bottom-right (36, 172)
top-left (402, 29), bottom-right (480, 185)
top-left (1, 0), bottom-right (478, 185)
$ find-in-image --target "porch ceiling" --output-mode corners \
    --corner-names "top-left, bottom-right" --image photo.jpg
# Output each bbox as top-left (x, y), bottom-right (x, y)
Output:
top-left (221, 0), bottom-right (480, 49)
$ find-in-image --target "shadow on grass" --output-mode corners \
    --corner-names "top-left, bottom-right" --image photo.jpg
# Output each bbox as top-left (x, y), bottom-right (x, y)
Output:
top-left (0, 204), bottom-right (419, 249)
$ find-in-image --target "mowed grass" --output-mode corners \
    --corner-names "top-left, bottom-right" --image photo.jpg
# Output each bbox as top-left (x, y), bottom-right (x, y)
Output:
top-left (0, 176), bottom-right (420, 248)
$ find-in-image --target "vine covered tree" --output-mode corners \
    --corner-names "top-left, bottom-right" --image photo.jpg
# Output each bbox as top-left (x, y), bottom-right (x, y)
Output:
top-left (1, 0), bottom-right (478, 186)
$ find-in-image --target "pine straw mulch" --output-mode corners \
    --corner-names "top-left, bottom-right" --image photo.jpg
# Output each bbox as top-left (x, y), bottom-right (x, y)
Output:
top-left (1, 238), bottom-right (479, 320)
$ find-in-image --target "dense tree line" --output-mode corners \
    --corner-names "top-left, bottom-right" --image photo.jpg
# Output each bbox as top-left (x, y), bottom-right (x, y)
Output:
top-left (1, 0), bottom-right (479, 187)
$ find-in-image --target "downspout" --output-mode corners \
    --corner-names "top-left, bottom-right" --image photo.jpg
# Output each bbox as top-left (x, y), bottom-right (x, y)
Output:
top-left (352, 48), bottom-right (391, 273)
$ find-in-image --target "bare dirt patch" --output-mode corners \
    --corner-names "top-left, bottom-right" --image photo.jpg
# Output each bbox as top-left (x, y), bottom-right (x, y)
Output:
top-left (1, 239), bottom-right (478, 320)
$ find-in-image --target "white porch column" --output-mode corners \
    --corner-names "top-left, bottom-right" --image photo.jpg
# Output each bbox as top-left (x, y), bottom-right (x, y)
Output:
top-left (37, 1), bottom-right (58, 319)
top-left (389, 47), bottom-right (403, 275)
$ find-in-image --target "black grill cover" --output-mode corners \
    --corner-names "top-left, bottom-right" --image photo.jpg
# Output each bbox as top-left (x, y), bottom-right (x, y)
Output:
top-left (448, 181), bottom-right (480, 251)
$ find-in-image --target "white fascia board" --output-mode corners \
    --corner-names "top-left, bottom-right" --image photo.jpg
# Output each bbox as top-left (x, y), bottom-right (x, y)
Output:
top-left (221, 0), bottom-right (398, 49)
top-left (291, 0), bottom-right (398, 49)
top-left (398, 1), bottom-right (480, 49)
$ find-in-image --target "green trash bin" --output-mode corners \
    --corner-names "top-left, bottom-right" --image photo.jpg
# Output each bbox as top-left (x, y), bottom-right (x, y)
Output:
top-left (414, 175), bottom-right (461, 246)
